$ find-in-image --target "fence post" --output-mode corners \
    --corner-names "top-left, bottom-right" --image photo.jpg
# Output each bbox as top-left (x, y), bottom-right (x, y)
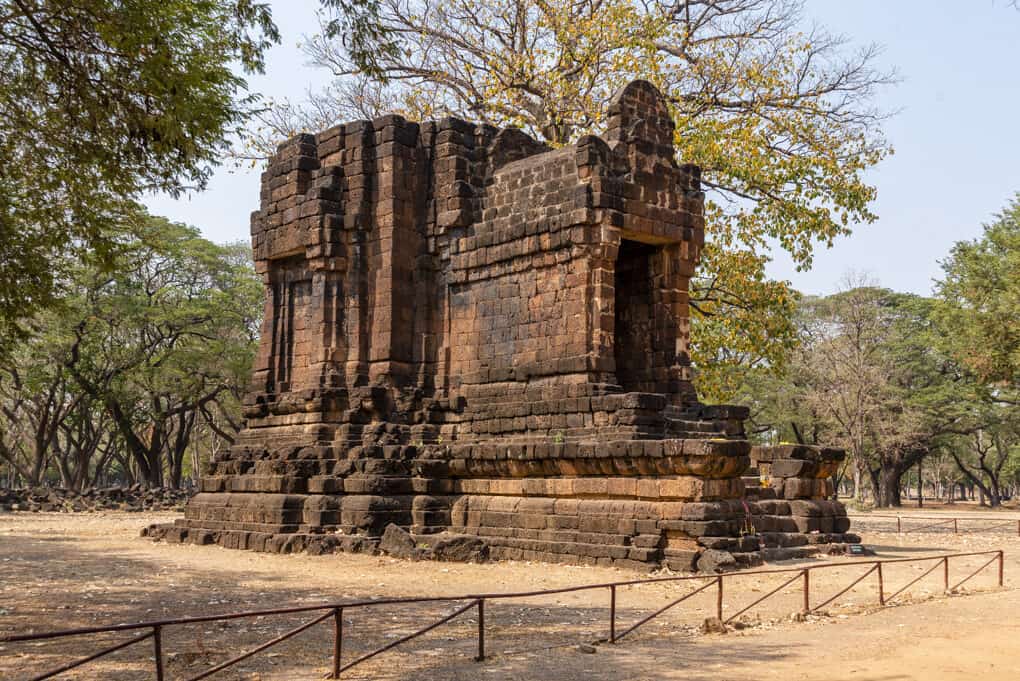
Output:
top-left (716, 576), bottom-right (723, 621)
top-left (476, 599), bottom-right (485, 662)
top-left (953, 518), bottom-right (958, 534)
top-left (802, 569), bottom-right (810, 614)
top-left (609, 585), bottom-right (617, 643)
top-left (876, 563), bottom-right (885, 606)
top-left (897, 517), bottom-right (901, 533)
top-left (331, 607), bottom-right (343, 679)
top-left (152, 625), bottom-right (164, 681)
top-left (943, 556), bottom-right (949, 592)
top-left (999, 551), bottom-right (1005, 587)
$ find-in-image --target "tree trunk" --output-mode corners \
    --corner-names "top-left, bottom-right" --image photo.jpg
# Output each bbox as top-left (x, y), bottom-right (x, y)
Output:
top-left (988, 477), bottom-right (1002, 507)
top-left (853, 466), bottom-right (866, 505)
top-left (916, 460), bottom-right (923, 508)
top-left (871, 466), bottom-right (903, 508)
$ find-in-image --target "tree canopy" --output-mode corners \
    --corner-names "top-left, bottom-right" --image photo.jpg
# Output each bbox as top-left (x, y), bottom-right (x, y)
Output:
top-left (936, 194), bottom-right (1020, 389)
top-left (0, 214), bottom-right (261, 489)
top-left (0, 0), bottom-right (278, 345)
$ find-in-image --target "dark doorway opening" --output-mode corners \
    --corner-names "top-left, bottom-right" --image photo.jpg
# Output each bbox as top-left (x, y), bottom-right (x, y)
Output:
top-left (614, 239), bottom-right (656, 392)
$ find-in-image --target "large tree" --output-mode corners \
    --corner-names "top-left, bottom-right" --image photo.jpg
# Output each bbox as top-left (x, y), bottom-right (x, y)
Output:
top-left (63, 216), bottom-right (261, 487)
top-left (936, 193), bottom-right (1020, 390)
top-left (245, 0), bottom-right (894, 400)
top-left (0, 0), bottom-right (278, 345)
top-left (934, 193), bottom-right (1020, 506)
top-left (944, 413), bottom-right (1020, 508)
top-left (0, 214), bottom-right (261, 489)
top-left (746, 286), bottom-right (973, 507)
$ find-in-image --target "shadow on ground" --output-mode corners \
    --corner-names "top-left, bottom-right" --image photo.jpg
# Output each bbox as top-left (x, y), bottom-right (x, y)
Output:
top-left (0, 517), bottom-right (1012, 681)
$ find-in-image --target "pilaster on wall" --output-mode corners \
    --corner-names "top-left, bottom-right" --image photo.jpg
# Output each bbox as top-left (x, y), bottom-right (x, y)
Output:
top-left (421, 117), bottom-right (479, 396)
top-left (364, 115), bottom-right (423, 388)
top-left (248, 133), bottom-right (325, 405)
top-left (340, 121), bottom-right (374, 389)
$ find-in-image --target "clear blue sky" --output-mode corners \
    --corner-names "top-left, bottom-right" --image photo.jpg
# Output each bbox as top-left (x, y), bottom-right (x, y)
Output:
top-left (144, 0), bottom-right (1020, 296)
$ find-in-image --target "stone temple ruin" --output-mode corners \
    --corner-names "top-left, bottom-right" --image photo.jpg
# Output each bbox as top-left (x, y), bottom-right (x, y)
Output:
top-left (147, 81), bottom-right (854, 570)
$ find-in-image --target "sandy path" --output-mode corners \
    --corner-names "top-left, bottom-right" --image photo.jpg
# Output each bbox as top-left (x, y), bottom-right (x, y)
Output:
top-left (0, 512), bottom-right (1017, 680)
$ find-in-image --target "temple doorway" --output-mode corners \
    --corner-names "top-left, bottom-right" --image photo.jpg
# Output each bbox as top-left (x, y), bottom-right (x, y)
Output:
top-left (614, 239), bottom-right (656, 392)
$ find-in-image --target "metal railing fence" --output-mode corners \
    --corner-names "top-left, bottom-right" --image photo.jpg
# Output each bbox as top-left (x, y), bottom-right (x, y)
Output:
top-left (0, 550), bottom-right (1004, 680)
top-left (849, 514), bottom-right (1020, 535)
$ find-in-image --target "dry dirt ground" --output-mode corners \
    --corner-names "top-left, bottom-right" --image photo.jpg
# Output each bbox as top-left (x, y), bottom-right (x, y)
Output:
top-left (1, 510), bottom-right (1018, 681)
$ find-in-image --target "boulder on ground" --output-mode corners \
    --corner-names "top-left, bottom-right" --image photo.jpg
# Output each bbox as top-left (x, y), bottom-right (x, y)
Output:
top-left (379, 523), bottom-right (419, 559)
top-left (701, 617), bottom-right (728, 634)
top-left (697, 549), bottom-right (737, 573)
top-left (431, 535), bottom-right (489, 562)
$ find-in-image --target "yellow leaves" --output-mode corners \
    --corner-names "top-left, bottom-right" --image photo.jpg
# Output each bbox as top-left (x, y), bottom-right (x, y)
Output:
top-left (278, 0), bottom-right (889, 399)
top-left (689, 244), bottom-right (801, 402)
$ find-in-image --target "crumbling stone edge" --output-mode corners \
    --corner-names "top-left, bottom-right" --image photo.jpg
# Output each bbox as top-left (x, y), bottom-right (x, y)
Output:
top-left (142, 522), bottom-right (858, 573)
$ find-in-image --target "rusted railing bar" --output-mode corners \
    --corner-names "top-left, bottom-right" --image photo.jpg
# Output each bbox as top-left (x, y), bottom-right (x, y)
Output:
top-left (724, 571), bottom-right (804, 624)
top-left (849, 514), bottom-right (1020, 522)
top-left (614, 579), bottom-right (717, 641)
top-left (851, 514), bottom-right (1020, 535)
top-left (948, 554), bottom-right (1000, 592)
top-left (477, 550), bottom-right (1000, 582)
top-left (902, 519), bottom-right (957, 534)
top-left (609, 585), bottom-right (616, 643)
top-left (186, 609), bottom-right (334, 681)
top-left (885, 558), bottom-right (946, 603)
top-left (810, 564), bottom-right (878, 613)
top-left (331, 607), bottom-right (343, 679)
top-left (716, 576), bottom-right (723, 621)
top-left (854, 550), bottom-right (998, 563)
top-left (338, 599), bottom-right (479, 674)
top-left (960, 520), bottom-right (1015, 534)
top-left (0, 597), bottom-right (472, 643)
top-left (27, 630), bottom-right (153, 681)
top-left (475, 599), bottom-right (485, 662)
top-left (153, 624), bottom-right (165, 681)
top-left (3, 551), bottom-right (1005, 646)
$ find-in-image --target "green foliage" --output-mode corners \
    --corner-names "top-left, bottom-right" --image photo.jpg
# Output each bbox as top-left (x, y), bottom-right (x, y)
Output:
top-left (932, 193), bottom-right (1020, 504)
top-left (0, 212), bottom-right (261, 488)
top-left (0, 0), bottom-right (279, 344)
top-left (744, 286), bottom-right (973, 506)
top-left (318, 0), bottom-right (399, 79)
top-left (690, 246), bottom-right (800, 402)
top-left (936, 193), bottom-right (1020, 387)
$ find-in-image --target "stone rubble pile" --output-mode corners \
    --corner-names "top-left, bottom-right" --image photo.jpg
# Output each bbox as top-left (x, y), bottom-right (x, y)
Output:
top-left (0, 486), bottom-right (191, 513)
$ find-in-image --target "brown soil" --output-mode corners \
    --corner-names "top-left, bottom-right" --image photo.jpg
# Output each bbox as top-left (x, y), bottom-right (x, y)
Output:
top-left (1, 511), bottom-right (1018, 680)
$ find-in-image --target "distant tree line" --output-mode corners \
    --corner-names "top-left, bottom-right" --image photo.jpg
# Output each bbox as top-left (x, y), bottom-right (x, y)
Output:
top-left (736, 194), bottom-right (1020, 507)
top-left (0, 214), bottom-right (260, 490)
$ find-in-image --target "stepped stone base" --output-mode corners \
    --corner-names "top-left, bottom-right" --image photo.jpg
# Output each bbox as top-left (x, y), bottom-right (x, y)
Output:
top-left (144, 438), bottom-right (855, 572)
